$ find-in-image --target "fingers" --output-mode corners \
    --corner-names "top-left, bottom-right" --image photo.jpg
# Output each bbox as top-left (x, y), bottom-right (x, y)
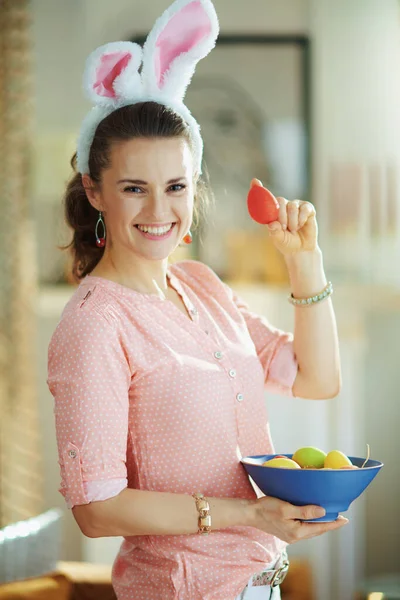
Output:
top-left (277, 197), bottom-right (287, 230)
top-left (251, 178), bottom-right (263, 188)
top-left (285, 504), bottom-right (326, 521)
top-left (272, 199), bottom-right (315, 233)
top-left (298, 201), bottom-right (315, 229)
top-left (254, 497), bottom-right (349, 545)
top-left (287, 200), bottom-right (300, 232)
top-left (286, 515), bottom-right (348, 544)
top-left (282, 504), bottom-right (348, 543)
top-left (296, 516), bottom-right (349, 540)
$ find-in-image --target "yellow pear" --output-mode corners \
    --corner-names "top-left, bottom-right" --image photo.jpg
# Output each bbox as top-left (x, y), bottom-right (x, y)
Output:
top-left (324, 450), bottom-right (353, 469)
top-left (262, 457), bottom-right (301, 469)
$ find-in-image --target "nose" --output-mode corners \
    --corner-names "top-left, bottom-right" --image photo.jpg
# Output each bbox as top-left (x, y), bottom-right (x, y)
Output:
top-left (146, 189), bottom-right (170, 220)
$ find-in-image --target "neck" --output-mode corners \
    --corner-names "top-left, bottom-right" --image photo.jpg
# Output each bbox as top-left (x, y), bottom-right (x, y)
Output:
top-left (90, 248), bottom-right (170, 297)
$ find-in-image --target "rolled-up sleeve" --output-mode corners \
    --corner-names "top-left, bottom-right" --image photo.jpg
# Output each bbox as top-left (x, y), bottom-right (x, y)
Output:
top-left (228, 288), bottom-right (298, 396)
top-left (47, 308), bottom-right (131, 508)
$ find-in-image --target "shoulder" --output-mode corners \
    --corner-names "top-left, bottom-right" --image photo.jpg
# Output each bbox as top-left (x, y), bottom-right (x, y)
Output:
top-left (48, 282), bottom-right (121, 358)
top-left (169, 260), bottom-right (231, 298)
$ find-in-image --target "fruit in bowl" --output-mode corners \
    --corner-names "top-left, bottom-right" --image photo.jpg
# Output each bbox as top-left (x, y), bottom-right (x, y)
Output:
top-left (262, 457), bottom-right (300, 469)
top-left (324, 450), bottom-right (354, 469)
top-left (263, 446), bottom-right (361, 470)
top-left (241, 446), bottom-right (383, 522)
top-left (292, 446), bottom-right (327, 469)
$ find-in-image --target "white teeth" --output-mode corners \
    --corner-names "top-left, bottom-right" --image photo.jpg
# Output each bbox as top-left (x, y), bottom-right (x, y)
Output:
top-left (137, 224), bottom-right (173, 235)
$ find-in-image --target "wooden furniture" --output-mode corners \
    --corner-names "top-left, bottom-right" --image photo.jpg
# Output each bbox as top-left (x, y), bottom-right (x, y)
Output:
top-left (0, 574), bottom-right (71, 600)
top-left (281, 558), bottom-right (315, 600)
top-left (56, 562), bottom-right (117, 600)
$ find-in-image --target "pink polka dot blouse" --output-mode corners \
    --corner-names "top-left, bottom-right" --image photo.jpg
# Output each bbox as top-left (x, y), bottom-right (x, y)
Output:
top-left (47, 260), bottom-right (298, 600)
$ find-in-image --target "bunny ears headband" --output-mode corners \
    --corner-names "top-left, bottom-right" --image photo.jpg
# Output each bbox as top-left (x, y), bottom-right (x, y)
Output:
top-left (76, 0), bottom-right (219, 175)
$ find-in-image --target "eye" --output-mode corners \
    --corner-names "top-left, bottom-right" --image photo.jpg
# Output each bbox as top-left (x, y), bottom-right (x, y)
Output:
top-left (123, 186), bottom-right (143, 194)
top-left (168, 184), bottom-right (186, 192)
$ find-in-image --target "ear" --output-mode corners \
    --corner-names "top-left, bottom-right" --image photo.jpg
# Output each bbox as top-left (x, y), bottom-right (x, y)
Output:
top-left (141, 0), bottom-right (219, 101)
top-left (82, 174), bottom-right (103, 211)
top-left (83, 41), bottom-right (143, 106)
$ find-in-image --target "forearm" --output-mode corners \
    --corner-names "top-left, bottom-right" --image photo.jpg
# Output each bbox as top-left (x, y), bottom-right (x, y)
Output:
top-left (285, 248), bottom-right (341, 399)
top-left (76, 488), bottom-right (253, 538)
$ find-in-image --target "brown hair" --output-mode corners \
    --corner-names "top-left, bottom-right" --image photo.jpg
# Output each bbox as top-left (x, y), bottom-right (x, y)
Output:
top-left (63, 101), bottom-right (211, 281)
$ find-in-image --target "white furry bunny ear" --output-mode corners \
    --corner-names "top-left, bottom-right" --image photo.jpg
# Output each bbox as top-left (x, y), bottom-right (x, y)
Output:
top-left (141, 0), bottom-right (219, 101)
top-left (83, 41), bottom-right (143, 106)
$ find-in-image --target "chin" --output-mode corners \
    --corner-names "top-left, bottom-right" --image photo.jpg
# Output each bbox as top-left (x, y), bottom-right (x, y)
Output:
top-left (135, 247), bottom-right (176, 262)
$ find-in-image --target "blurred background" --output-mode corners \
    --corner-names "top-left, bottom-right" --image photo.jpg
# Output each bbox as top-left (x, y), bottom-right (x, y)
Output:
top-left (1, 0), bottom-right (400, 599)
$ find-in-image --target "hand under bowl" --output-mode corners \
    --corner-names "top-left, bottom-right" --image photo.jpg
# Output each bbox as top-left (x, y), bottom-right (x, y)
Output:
top-left (241, 454), bottom-right (383, 522)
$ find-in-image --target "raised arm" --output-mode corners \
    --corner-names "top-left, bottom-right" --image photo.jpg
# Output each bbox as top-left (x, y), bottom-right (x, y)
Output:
top-left (265, 190), bottom-right (341, 400)
top-left (286, 249), bottom-right (340, 399)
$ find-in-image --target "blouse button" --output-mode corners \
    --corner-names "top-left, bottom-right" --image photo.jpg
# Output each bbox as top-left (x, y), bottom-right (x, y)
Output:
top-left (68, 449), bottom-right (77, 459)
top-left (236, 393), bottom-right (244, 402)
top-left (229, 369), bottom-right (237, 378)
top-left (189, 307), bottom-right (198, 315)
top-left (214, 351), bottom-right (223, 360)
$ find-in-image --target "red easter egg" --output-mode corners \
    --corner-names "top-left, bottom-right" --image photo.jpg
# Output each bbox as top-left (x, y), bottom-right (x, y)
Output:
top-left (247, 184), bottom-right (280, 225)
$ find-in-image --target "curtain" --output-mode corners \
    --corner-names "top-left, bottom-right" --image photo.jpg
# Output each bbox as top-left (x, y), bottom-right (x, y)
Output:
top-left (0, 0), bottom-right (42, 526)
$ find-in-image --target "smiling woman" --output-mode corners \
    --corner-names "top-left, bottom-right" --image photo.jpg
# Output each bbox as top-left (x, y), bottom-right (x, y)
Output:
top-left (48, 1), bottom-right (342, 599)
top-left (64, 102), bottom-right (211, 280)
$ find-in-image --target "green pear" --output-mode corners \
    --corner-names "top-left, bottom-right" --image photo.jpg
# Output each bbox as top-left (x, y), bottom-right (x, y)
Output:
top-left (292, 446), bottom-right (327, 469)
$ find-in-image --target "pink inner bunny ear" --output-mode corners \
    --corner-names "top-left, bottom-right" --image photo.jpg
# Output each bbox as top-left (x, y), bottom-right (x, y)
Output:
top-left (94, 51), bottom-right (132, 98)
top-left (155, 0), bottom-right (212, 87)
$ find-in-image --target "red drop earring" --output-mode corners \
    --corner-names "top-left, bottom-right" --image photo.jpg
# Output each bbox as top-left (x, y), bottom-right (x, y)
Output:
top-left (183, 230), bottom-right (193, 245)
top-left (95, 211), bottom-right (106, 248)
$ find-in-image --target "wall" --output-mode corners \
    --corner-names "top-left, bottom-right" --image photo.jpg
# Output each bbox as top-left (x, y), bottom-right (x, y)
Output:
top-left (310, 0), bottom-right (400, 579)
top-left (310, 0), bottom-right (400, 286)
top-left (364, 310), bottom-right (400, 574)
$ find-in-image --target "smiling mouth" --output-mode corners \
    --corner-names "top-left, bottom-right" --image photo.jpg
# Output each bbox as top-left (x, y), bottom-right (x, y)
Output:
top-left (135, 223), bottom-right (176, 237)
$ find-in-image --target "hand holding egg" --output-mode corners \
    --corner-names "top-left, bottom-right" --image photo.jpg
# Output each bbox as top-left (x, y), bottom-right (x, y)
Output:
top-left (247, 179), bottom-right (318, 255)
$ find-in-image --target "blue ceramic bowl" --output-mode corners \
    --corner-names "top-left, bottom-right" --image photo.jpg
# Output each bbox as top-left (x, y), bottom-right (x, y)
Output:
top-left (241, 454), bottom-right (383, 522)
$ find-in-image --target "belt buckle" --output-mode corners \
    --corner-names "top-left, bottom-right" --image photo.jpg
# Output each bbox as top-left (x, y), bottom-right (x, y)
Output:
top-left (270, 558), bottom-right (289, 587)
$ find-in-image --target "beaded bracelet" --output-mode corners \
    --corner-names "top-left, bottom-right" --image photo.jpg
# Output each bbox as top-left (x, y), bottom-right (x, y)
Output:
top-left (192, 492), bottom-right (212, 534)
top-left (288, 281), bottom-right (333, 306)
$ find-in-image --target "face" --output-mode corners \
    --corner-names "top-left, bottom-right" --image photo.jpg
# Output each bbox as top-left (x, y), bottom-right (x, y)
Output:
top-left (86, 136), bottom-right (195, 263)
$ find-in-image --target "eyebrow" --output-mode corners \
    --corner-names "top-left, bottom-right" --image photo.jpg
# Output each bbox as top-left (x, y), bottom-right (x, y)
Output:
top-left (117, 177), bottom-right (188, 185)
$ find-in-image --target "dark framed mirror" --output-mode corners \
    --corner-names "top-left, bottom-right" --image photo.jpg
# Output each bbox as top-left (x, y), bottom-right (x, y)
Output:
top-left (132, 34), bottom-right (311, 282)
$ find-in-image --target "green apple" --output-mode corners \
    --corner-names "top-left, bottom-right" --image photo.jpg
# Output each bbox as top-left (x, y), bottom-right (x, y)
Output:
top-left (292, 446), bottom-right (327, 469)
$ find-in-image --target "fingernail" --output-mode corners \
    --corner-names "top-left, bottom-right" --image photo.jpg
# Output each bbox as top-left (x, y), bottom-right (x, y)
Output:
top-left (315, 507), bottom-right (326, 517)
top-left (251, 178), bottom-right (263, 187)
top-left (282, 224), bottom-right (287, 231)
top-left (267, 223), bottom-right (279, 231)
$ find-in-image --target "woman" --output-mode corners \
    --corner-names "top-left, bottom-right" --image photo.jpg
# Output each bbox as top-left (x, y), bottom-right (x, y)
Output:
top-left (48, 1), bottom-right (345, 599)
